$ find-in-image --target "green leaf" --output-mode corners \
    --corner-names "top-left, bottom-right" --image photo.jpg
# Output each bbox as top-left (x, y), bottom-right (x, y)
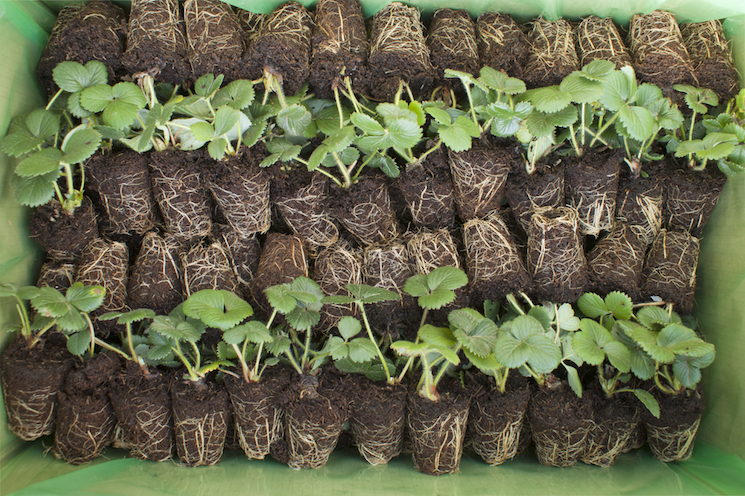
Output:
top-left (618, 105), bottom-right (657, 141)
top-left (191, 121), bottom-right (215, 142)
top-left (439, 116), bottom-right (480, 152)
top-left (61, 127), bottom-right (101, 164)
top-left (603, 341), bottom-right (631, 372)
top-left (15, 148), bottom-right (62, 177)
top-left (577, 292), bottom-right (608, 318)
top-left (67, 91), bottom-right (92, 119)
top-left (565, 364), bottom-right (582, 397)
top-left (242, 119), bottom-right (266, 149)
top-left (307, 144), bottom-right (328, 171)
top-left (601, 70), bottom-right (635, 111)
top-left (556, 303), bottom-right (581, 331)
top-left (604, 292), bottom-right (633, 320)
top-left (366, 154), bottom-right (399, 178)
top-left (434, 344), bottom-right (461, 365)
top-left (376, 102), bottom-right (418, 125)
top-left (631, 326), bottom-right (675, 363)
top-left (26, 109), bottom-right (61, 141)
top-left (53, 60), bottom-right (108, 93)
top-left (637, 306), bottom-right (679, 329)
top-left (658, 324), bottom-right (714, 358)
top-left (344, 284), bottom-right (400, 304)
top-left (66, 283), bottom-right (105, 312)
top-left (195, 73), bottom-right (223, 96)
top-left (213, 107), bottom-right (242, 137)
top-left (347, 339), bottom-right (378, 362)
top-left (277, 104), bottom-right (312, 136)
top-left (0, 128), bottom-right (45, 158)
top-left (104, 308), bottom-right (155, 325)
top-left (31, 286), bottom-right (67, 317)
top-left (417, 288), bottom-right (456, 310)
top-left (387, 118), bottom-right (422, 149)
top-left (11, 171), bottom-right (58, 207)
top-left (150, 315), bottom-right (205, 343)
top-left (266, 334), bottom-right (291, 355)
top-left (425, 107), bottom-right (452, 126)
top-left (79, 84), bottom-right (113, 113)
top-left (464, 348), bottom-right (501, 371)
top-left (316, 105), bottom-right (351, 135)
top-left (426, 266), bottom-right (468, 292)
top-left (419, 325), bottom-right (457, 348)
top-left (561, 74), bottom-right (603, 104)
top-left (286, 307), bottom-right (320, 332)
top-left (183, 289), bottom-right (253, 331)
top-left (573, 319), bottom-right (611, 365)
top-left (674, 85), bottom-right (718, 113)
top-left (673, 352), bottom-right (715, 389)
top-left (402, 274), bottom-right (429, 297)
top-left (579, 60), bottom-right (615, 80)
top-left (494, 315), bottom-right (559, 371)
top-left (351, 112), bottom-right (384, 135)
top-left (390, 340), bottom-right (427, 358)
top-left (324, 126), bottom-right (356, 153)
top-left (477, 67), bottom-right (526, 95)
top-left (526, 105), bottom-right (578, 138)
top-left (244, 321), bottom-right (273, 343)
top-left (634, 389), bottom-right (660, 418)
top-left (450, 310), bottom-right (498, 357)
top-left (338, 316), bottom-right (362, 340)
top-left (207, 138), bottom-right (228, 160)
top-left (528, 86), bottom-right (573, 113)
top-left (66, 331), bottom-right (91, 356)
top-left (213, 80), bottom-right (255, 110)
top-left (102, 100), bottom-right (139, 130)
top-left (326, 336), bottom-right (349, 360)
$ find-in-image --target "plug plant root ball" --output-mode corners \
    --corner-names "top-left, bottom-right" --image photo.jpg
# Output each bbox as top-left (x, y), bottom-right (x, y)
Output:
top-left (314, 242), bottom-right (362, 334)
top-left (398, 145), bottom-right (457, 230)
top-left (366, 2), bottom-right (434, 101)
top-left (184, 0), bottom-right (244, 83)
top-left (244, 1), bottom-right (313, 97)
top-left (426, 9), bottom-right (479, 89)
top-left (476, 12), bottom-right (531, 79)
top-left (127, 232), bottom-right (184, 316)
top-left (123, 0), bottom-right (190, 85)
top-left (577, 16), bottom-right (632, 69)
top-left (504, 157), bottom-right (565, 235)
top-left (524, 17), bottom-right (579, 88)
top-left (309, 0), bottom-right (368, 100)
top-left (641, 229), bottom-right (700, 315)
top-left (586, 222), bottom-right (649, 299)
top-left (681, 20), bottom-right (740, 101)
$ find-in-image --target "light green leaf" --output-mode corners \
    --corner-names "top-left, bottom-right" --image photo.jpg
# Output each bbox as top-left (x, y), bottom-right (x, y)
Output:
top-left (61, 127), bottom-right (101, 164)
top-left (376, 102), bottom-right (418, 125)
top-left (307, 144), bottom-right (328, 171)
top-left (637, 305), bottom-right (680, 329)
top-left (351, 112), bottom-right (384, 135)
top-left (577, 292), bottom-right (608, 318)
top-left (316, 105), bottom-right (351, 135)
top-left (426, 266), bottom-right (469, 292)
top-left (557, 303), bottom-right (581, 331)
top-left (604, 292), bottom-right (633, 320)
top-left (345, 284), bottom-right (400, 304)
top-left (266, 334), bottom-right (291, 355)
top-left (25, 109), bottom-right (61, 141)
top-left (390, 340), bottom-right (427, 357)
top-left (79, 84), bottom-right (113, 112)
top-left (631, 326), bottom-right (675, 363)
top-left (419, 325), bottom-right (456, 348)
top-left (634, 389), bottom-right (660, 418)
top-left (387, 118), bottom-right (422, 149)
top-left (277, 104), bottom-right (312, 136)
top-left (565, 364), bottom-right (582, 397)
top-left (326, 335), bottom-right (349, 360)
top-left (150, 316), bottom-right (205, 343)
top-left (526, 105), bottom-right (578, 138)
top-left (451, 313), bottom-right (498, 357)
top-left (465, 348), bottom-right (501, 371)
top-left (191, 121), bottom-right (215, 142)
top-left (66, 283), bottom-right (105, 312)
top-left (618, 105), bottom-right (657, 141)
top-left (674, 85), bottom-right (718, 114)
top-left (195, 73), bottom-right (223, 96)
top-left (347, 339), bottom-right (378, 362)
top-left (604, 340), bottom-right (631, 372)
top-left (66, 331), bottom-right (91, 356)
top-left (573, 319), bottom-right (610, 365)
top-left (32, 286), bottom-right (69, 318)
top-left (53, 60), bottom-right (108, 93)
top-left (324, 126), bottom-right (356, 153)
top-left (478, 67), bottom-right (526, 95)
top-left (658, 324), bottom-right (714, 358)
top-left (578, 60), bottom-right (615, 80)
top-left (528, 86), bottom-right (573, 113)
top-left (182, 289), bottom-right (252, 330)
top-left (337, 316), bottom-right (362, 340)
top-left (15, 148), bottom-right (62, 177)
top-left (213, 107), bottom-right (242, 137)
top-left (439, 116), bottom-right (480, 152)
top-left (601, 70), bottom-right (635, 111)
top-left (425, 107), bottom-right (452, 126)
top-left (561, 74), bottom-right (603, 104)
top-left (242, 119), bottom-right (266, 148)
top-left (11, 171), bottom-right (58, 207)
top-left (213, 80), bottom-right (255, 110)
top-left (286, 307), bottom-right (320, 332)
top-left (418, 288), bottom-right (456, 310)
top-left (403, 274), bottom-right (429, 298)
top-left (0, 128), bottom-right (45, 158)
top-left (102, 100), bottom-right (138, 130)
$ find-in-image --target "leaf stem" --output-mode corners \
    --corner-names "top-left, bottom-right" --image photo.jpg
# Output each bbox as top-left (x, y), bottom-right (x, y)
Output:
top-left (358, 303), bottom-right (393, 384)
top-left (45, 89), bottom-right (64, 111)
top-left (590, 112), bottom-right (620, 147)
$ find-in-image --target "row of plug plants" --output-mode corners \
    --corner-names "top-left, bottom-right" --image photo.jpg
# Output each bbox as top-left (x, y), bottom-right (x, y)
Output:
top-left (1, 266), bottom-right (714, 473)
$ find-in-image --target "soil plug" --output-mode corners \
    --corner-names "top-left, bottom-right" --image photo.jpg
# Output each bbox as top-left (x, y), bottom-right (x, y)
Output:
top-left (524, 18), bottom-right (579, 88)
top-left (426, 9), bottom-right (479, 95)
top-left (251, 233), bottom-right (309, 317)
top-left (680, 20), bottom-right (740, 102)
top-left (398, 144), bottom-right (457, 230)
top-left (127, 232), bottom-right (183, 315)
top-left (576, 16), bottom-right (632, 69)
top-left (640, 229), bottom-right (699, 314)
top-left (184, 0), bottom-right (244, 83)
top-left (123, 0), bottom-right (191, 85)
top-left (314, 242), bottom-right (362, 333)
top-left (477, 12), bottom-right (531, 79)
top-left (448, 141), bottom-right (511, 221)
top-left (181, 240), bottom-right (240, 298)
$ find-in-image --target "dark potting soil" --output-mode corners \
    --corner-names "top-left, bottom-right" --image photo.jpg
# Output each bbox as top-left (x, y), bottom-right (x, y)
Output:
top-left (53, 351), bottom-right (122, 465)
top-left (348, 375), bottom-right (407, 465)
top-left (505, 158), bottom-right (565, 235)
top-left (251, 233), bottom-right (308, 318)
top-left (528, 379), bottom-right (592, 467)
top-left (36, 0), bottom-right (126, 96)
top-left (88, 150), bottom-right (158, 236)
top-left (681, 21), bottom-right (740, 101)
top-left (127, 231), bottom-right (183, 315)
top-left (243, 2), bottom-right (313, 97)
top-left (28, 198), bottom-right (97, 262)
top-left (281, 370), bottom-right (348, 469)
top-left (329, 175), bottom-right (400, 247)
top-left (523, 18), bottom-right (579, 89)
top-left (271, 167), bottom-right (339, 250)
top-left (476, 12), bottom-right (531, 80)
top-left (449, 142), bottom-right (511, 222)
top-left (407, 376), bottom-right (471, 476)
top-left (426, 9), bottom-right (479, 87)
top-left (184, 0), bottom-right (244, 82)
top-left (641, 229), bottom-right (699, 314)
top-left (615, 161), bottom-right (664, 244)
top-left (314, 241), bottom-right (362, 334)
top-left (0, 334), bottom-right (76, 441)
top-left (212, 224), bottom-right (261, 299)
top-left (364, 2), bottom-right (433, 101)
top-left (468, 372), bottom-right (530, 466)
top-left (581, 381), bottom-right (640, 467)
top-left (122, 0), bottom-right (191, 85)
top-left (149, 149), bottom-right (212, 243)
top-left (309, 0), bottom-right (368, 100)
top-left (576, 16), bottom-right (632, 69)
top-left (109, 360), bottom-right (173, 461)
top-left (170, 377), bottom-right (230, 467)
top-left (75, 237), bottom-right (130, 337)
top-left (36, 260), bottom-right (76, 293)
top-left (181, 240), bottom-right (240, 299)
top-left (202, 149), bottom-right (272, 237)
top-left (564, 148), bottom-right (622, 237)
top-left (398, 145), bottom-right (457, 230)
top-left (587, 222), bottom-right (649, 299)
top-left (663, 160), bottom-right (726, 237)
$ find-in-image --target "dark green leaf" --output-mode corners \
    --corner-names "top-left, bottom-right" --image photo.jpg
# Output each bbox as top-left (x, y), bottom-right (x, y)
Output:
top-left (213, 80), bottom-right (255, 110)
top-left (150, 315), bottom-right (205, 343)
top-left (25, 109), bottom-right (61, 141)
top-left (577, 292), bottom-right (608, 318)
top-left (286, 307), bottom-right (320, 332)
top-left (402, 274), bottom-right (429, 298)
top-left (366, 154), bottom-right (399, 178)
top-left (183, 289), bottom-right (253, 331)
top-left (604, 291), bottom-right (633, 320)
top-left (15, 148), bottom-right (62, 177)
top-left (266, 334), bottom-right (291, 355)
top-left (324, 126), bottom-right (356, 153)
top-left (53, 60), bottom-right (108, 93)
top-left (11, 170), bottom-right (58, 207)
top-left (573, 319), bottom-right (611, 365)
top-left (452, 314), bottom-right (498, 358)
top-left (527, 306), bottom-right (552, 331)
top-left (66, 283), bottom-right (105, 312)
top-left (195, 73), bottom-right (223, 96)
top-left (604, 340), bottom-right (631, 372)
top-left (61, 127), bottom-right (101, 164)
top-left (66, 331), bottom-right (91, 356)
top-left (634, 389), bottom-right (660, 418)
top-left (316, 105), bottom-right (351, 135)
top-left (347, 339), bottom-right (378, 362)
top-left (277, 104), bottom-right (312, 136)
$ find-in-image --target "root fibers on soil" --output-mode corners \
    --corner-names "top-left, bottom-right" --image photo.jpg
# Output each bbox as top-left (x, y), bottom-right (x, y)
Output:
top-left (184, 0), bottom-right (244, 82)
top-left (123, 0), bottom-right (190, 85)
top-left (564, 149), bottom-right (622, 237)
top-left (349, 376), bottom-right (406, 465)
top-left (398, 145), bottom-right (457, 230)
top-left (577, 16), bottom-right (632, 69)
top-left (236, 9), bottom-right (265, 45)
top-left (477, 12), bottom-right (531, 79)
top-left (527, 207), bottom-right (589, 303)
top-left (212, 224), bottom-right (261, 297)
top-left (681, 20), bottom-right (740, 101)
top-left (309, 0), bottom-right (368, 99)
top-left (628, 11), bottom-right (695, 91)
top-left (663, 161), bottom-right (726, 237)
top-left (644, 387), bottom-right (705, 462)
top-left (180, 240), bottom-right (240, 297)
top-left (243, 2), bottom-right (314, 96)
top-left (127, 232), bottom-right (183, 315)
top-left (426, 9), bottom-right (479, 86)
top-left (641, 229), bottom-right (699, 314)
top-left (252, 233), bottom-right (308, 316)
top-left (331, 176), bottom-right (400, 246)
top-left (37, 261), bottom-right (76, 293)
top-left (504, 159), bottom-right (565, 235)
top-left (587, 222), bottom-right (648, 299)
top-left (615, 163), bottom-right (664, 244)
top-left (29, 198), bottom-right (98, 262)
top-left (314, 242), bottom-right (361, 333)
top-left (224, 375), bottom-right (284, 460)
top-left (366, 2), bottom-right (434, 101)
top-left (524, 18), bottom-right (579, 88)
top-left (463, 216), bottom-right (531, 308)
top-left (448, 143), bottom-right (510, 221)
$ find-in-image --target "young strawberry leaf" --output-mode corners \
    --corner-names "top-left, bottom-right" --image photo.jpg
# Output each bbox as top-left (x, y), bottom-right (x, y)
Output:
top-left (66, 331), bottom-right (92, 356)
top-left (527, 86), bottom-right (573, 113)
top-left (338, 316), bottom-right (362, 340)
top-left (0, 110), bottom-right (60, 157)
top-left (52, 60), bottom-right (108, 93)
top-left (194, 73), bottom-right (224, 97)
top-left (634, 389), bottom-right (660, 419)
top-left (674, 84), bottom-right (718, 114)
top-left (315, 105), bottom-right (351, 135)
top-left (347, 339), bottom-right (378, 362)
top-left (350, 112), bottom-right (385, 135)
top-left (150, 315), bottom-right (205, 343)
top-left (213, 80), bottom-right (255, 110)
top-left (437, 115), bottom-right (480, 153)
top-left (80, 82), bottom-right (147, 129)
top-left (323, 126), bottom-right (356, 153)
top-left (182, 289), bottom-right (253, 331)
top-left (673, 351), bottom-right (715, 389)
top-left (448, 308), bottom-right (498, 358)
top-left (10, 171), bottom-right (59, 207)
top-left (376, 102), bottom-right (419, 125)
top-left (573, 318), bottom-right (631, 371)
top-left (65, 283), bottom-right (106, 313)
top-left (100, 308), bottom-right (156, 325)
top-left (477, 67), bottom-right (526, 95)
top-left (15, 148), bottom-right (62, 177)
top-left (276, 104), bottom-right (312, 136)
top-left (494, 315), bottom-right (561, 372)
top-left (60, 127), bottom-right (102, 165)
top-left (419, 325), bottom-right (457, 348)
top-left (366, 154), bottom-right (399, 178)
top-left (604, 292), bottom-right (633, 320)
top-left (526, 105), bottom-right (578, 138)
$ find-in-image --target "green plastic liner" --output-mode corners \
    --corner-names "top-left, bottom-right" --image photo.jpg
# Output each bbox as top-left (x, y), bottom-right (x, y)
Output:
top-left (1, 1), bottom-right (744, 494)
